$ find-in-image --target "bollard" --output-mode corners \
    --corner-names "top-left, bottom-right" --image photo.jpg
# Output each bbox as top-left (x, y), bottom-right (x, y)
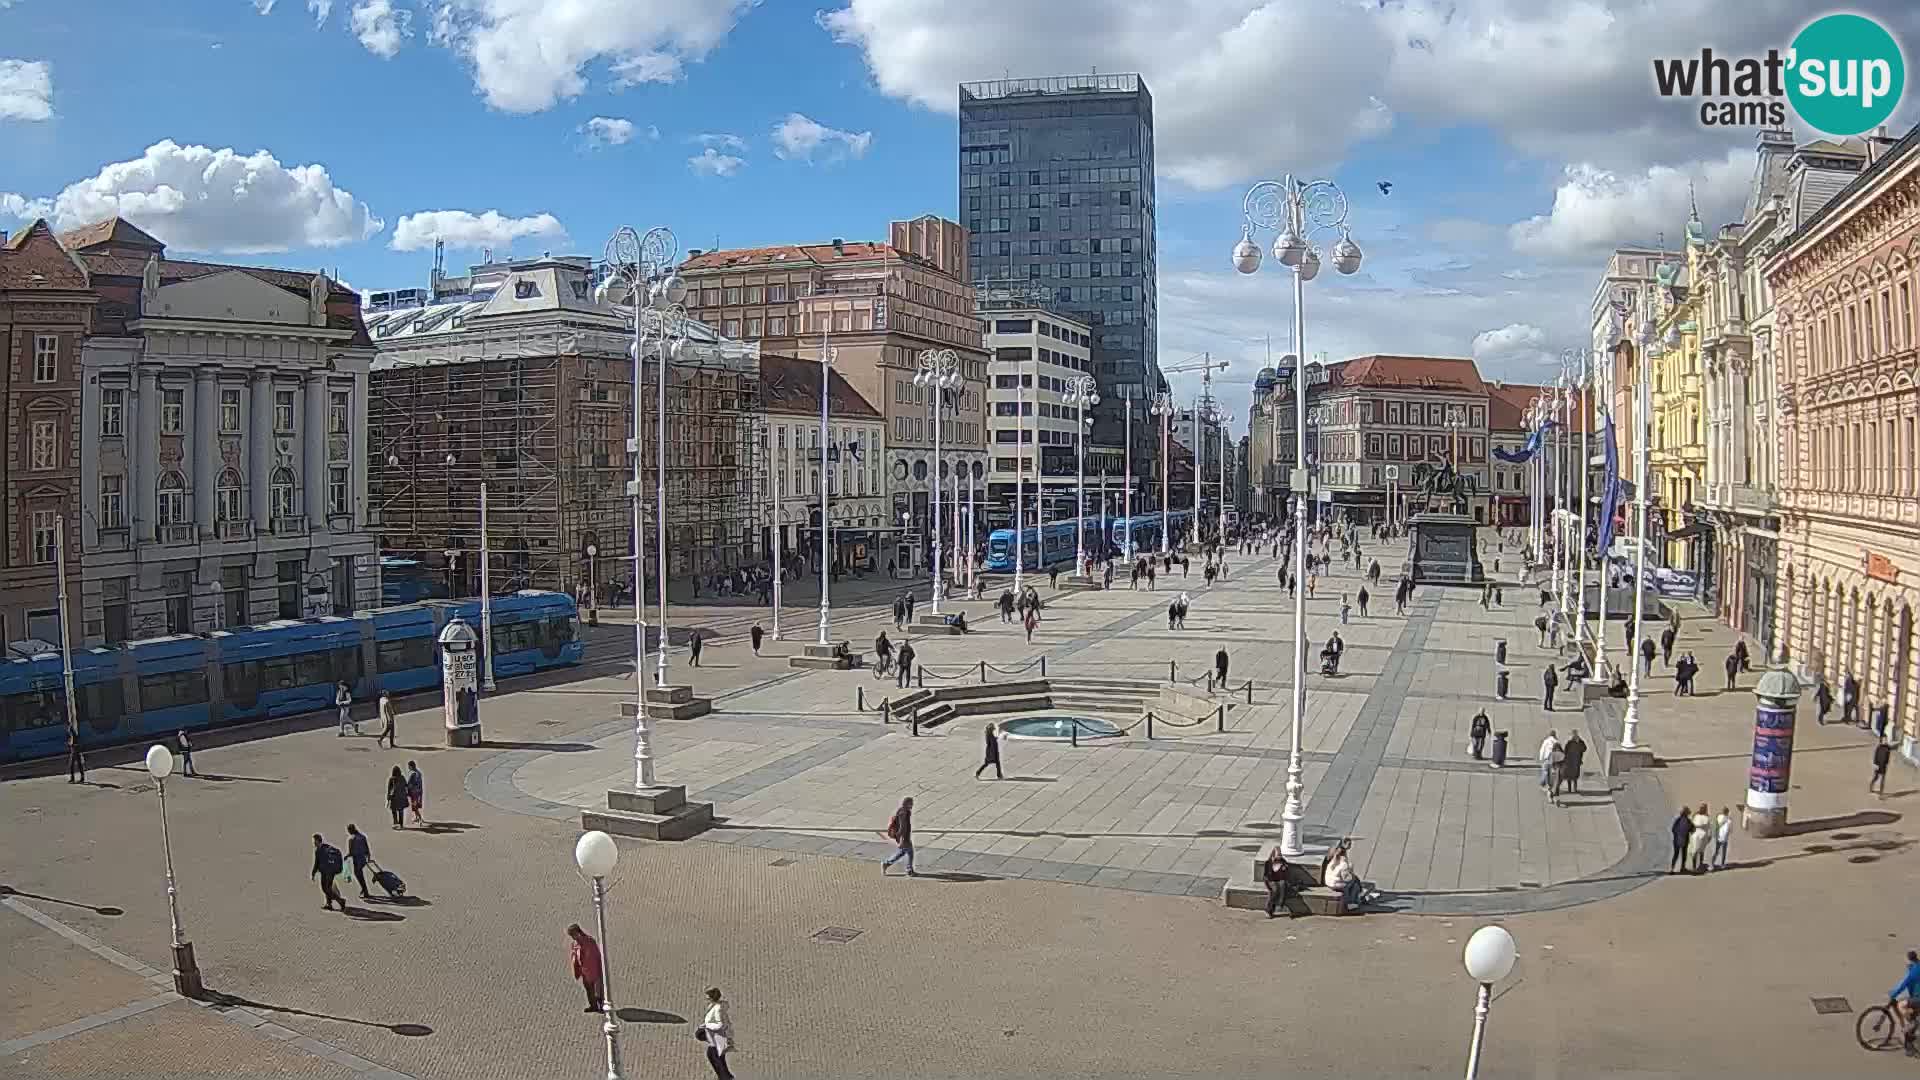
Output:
top-left (881, 697), bottom-right (890, 724)
top-left (979, 660), bottom-right (987, 684)
top-left (1245, 680), bottom-right (1253, 705)
top-left (858, 685), bottom-right (865, 712)
top-left (1217, 705), bottom-right (1225, 733)
top-left (911, 713), bottom-right (920, 737)
top-left (1071, 720), bottom-right (1079, 748)
top-left (1146, 712), bottom-right (1155, 739)
top-left (917, 669), bottom-right (924, 689)
top-left (1040, 656), bottom-right (1047, 677)
top-left (1206, 671), bottom-right (1214, 693)
top-left (1169, 659), bottom-right (1177, 681)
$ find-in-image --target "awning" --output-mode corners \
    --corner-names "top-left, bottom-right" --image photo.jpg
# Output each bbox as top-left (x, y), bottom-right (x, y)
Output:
top-left (1667, 522), bottom-right (1713, 541)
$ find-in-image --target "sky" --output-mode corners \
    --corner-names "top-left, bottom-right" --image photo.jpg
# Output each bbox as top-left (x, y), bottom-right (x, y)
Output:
top-left (5, 0), bottom-right (1919, 434)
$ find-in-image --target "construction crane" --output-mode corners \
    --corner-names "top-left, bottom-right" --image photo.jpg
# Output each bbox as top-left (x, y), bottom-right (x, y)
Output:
top-left (1150, 352), bottom-right (1231, 548)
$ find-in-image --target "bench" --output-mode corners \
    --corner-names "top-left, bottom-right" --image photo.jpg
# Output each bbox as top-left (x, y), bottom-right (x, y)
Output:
top-left (1220, 856), bottom-right (1352, 916)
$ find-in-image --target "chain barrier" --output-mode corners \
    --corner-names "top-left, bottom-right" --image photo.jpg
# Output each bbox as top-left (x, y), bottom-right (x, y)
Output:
top-left (983, 657), bottom-right (1045, 675)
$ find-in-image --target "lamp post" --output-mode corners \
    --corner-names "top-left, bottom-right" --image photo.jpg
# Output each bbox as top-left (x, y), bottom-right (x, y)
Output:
top-left (574, 830), bottom-right (624, 1080)
top-left (1151, 391), bottom-right (1174, 554)
top-left (1065, 375), bottom-right (1099, 575)
top-left (143, 744), bottom-right (203, 998)
top-left (816, 345), bottom-right (838, 645)
top-left (479, 480), bottom-right (496, 692)
top-left (1234, 173), bottom-right (1363, 857)
top-left (1122, 394), bottom-right (1134, 559)
top-left (767, 441), bottom-right (782, 640)
top-left (1210, 404), bottom-right (1234, 540)
top-left (585, 543), bottom-right (599, 627)
top-left (915, 349), bottom-right (961, 612)
top-left (1462, 925), bottom-right (1518, 1079)
top-left (966, 462), bottom-right (978, 593)
top-left (1622, 308), bottom-right (1657, 750)
top-left (1014, 352), bottom-right (1029, 594)
top-left (596, 224), bottom-right (686, 787)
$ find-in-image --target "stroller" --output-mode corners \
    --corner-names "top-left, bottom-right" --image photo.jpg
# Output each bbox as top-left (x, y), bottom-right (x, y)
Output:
top-left (1319, 646), bottom-right (1342, 676)
top-left (370, 862), bottom-right (407, 898)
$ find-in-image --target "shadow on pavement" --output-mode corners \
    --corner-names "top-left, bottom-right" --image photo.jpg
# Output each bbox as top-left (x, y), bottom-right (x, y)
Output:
top-left (0, 884), bottom-right (125, 916)
top-left (1778, 810), bottom-right (1901, 836)
top-left (366, 894), bottom-right (432, 907)
top-left (480, 741), bottom-right (596, 753)
top-left (414, 821), bottom-right (480, 834)
top-left (920, 871), bottom-right (1000, 883)
top-left (616, 1007), bottom-right (689, 1024)
top-left (342, 906), bottom-right (406, 922)
top-left (204, 990), bottom-right (432, 1036)
top-left (192, 772), bottom-right (285, 784)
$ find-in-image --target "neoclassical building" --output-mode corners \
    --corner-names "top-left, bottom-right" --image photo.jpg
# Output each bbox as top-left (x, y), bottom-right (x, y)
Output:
top-left (1770, 124), bottom-right (1920, 755)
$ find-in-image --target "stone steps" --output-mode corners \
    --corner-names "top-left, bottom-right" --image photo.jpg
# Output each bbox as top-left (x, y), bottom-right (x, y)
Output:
top-left (580, 784), bottom-right (715, 842)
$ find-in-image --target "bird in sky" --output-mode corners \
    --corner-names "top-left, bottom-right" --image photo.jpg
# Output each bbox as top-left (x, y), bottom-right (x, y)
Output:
top-left (1377, 181), bottom-right (1394, 196)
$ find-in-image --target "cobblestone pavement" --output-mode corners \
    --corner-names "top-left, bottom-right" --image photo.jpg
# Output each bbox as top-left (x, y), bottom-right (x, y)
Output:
top-left (7, 533), bottom-right (1919, 1077)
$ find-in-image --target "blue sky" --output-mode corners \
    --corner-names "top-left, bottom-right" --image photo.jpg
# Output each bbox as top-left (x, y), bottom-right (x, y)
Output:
top-left (5, 0), bottom-right (1917, 428)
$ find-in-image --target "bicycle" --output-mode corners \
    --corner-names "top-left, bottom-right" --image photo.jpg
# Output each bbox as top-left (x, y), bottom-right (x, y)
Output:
top-left (870, 655), bottom-right (894, 681)
top-left (1857, 1000), bottom-right (1912, 1051)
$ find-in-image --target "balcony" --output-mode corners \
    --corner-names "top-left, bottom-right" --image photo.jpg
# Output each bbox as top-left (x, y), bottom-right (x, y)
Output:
top-left (217, 520), bottom-right (253, 541)
top-left (271, 516), bottom-right (308, 538)
top-left (160, 524), bottom-right (195, 545)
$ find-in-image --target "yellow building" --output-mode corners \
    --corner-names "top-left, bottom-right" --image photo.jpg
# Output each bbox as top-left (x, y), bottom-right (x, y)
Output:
top-left (1647, 206), bottom-right (1710, 575)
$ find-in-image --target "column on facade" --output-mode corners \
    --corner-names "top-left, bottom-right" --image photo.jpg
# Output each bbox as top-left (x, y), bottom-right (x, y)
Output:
top-left (193, 366), bottom-right (218, 535)
top-left (350, 371), bottom-right (368, 530)
top-left (135, 366), bottom-right (160, 542)
top-left (250, 369), bottom-right (274, 529)
top-left (303, 370), bottom-right (327, 526)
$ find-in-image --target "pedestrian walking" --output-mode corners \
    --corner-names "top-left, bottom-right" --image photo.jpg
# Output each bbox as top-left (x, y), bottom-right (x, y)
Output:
top-left (895, 641), bottom-right (916, 689)
top-left (750, 624), bottom-right (764, 656)
top-left (699, 987), bottom-right (735, 1079)
top-left (176, 730), bottom-right (195, 777)
top-left (312, 833), bottom-right (347, 911)
top-left (1873, 738), bottom-right (1893, 796)
top-left (1723, 648), bottom-right (1739, 691)
top-left (1873, 702), bottom-right (1891, 740)
top-left (1023, 608), bottom-right (1038, 643)
top-left (892, 596), bottom-right (906, 630)
top-left (1815, 677), bottom-right (1834, 724)
top-left (1537, 730), bottom-right (1559, 801)
top-left (377, 692), bottom-right (397, 748)
top-left (1660, 626), bottom-right (1676, 667)
top-left (386, 766), bottom-right (409, 828)
top-left (1843, 673), bottom-right (1862, 726)
top-left (1340, 594), bottom-right (1350, 625)
top-left (1357, 586), bottom-right (1370, 617)
top-left (1215, 646), bottom-right (1230, 687)
top-left (336, 682), bottom-right (355, 736)
top-left (406, 761), bottom-right (425, 825)
top-left (1669, 808), bottom-right (1692, 872)
top-left (1468, 709), bottom-right (1490, 760)
top-left (1688, 804), bottom-right (1711, 872)
top-left (568, 924), bottom-right (604, 1012)
top-left (689, 630), bottom-right (704, 667)
top-left (65, 734), bottom-right (85, 783)
top-left (1733, 637), bottom-right (1750, 673)
top-left (1711, 807), bottom-right (1731, 870)
top-left (974, 723), bottom-right (1003, 780)
top-left (1561, 730), bottom-right (1586, 796)
top-left (346, 824), bottom-right (374, 898)
top-left (1049, 566), bottom-right (1059, 589)
top-left (1640, 636), bottom-right (1657, 677)
top-left (880, 797), bottom-right (916, 876)
top-left (1542, 663), bottom-right (1559, 711)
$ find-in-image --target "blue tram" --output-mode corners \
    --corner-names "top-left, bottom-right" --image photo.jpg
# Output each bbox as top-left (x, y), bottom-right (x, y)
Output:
top-left (0, 590), bottom-right (585, 764)
top-left (1107, 511), bottom-right (1194, 556)
top-left (983, 516), bottom-right (1111, 572)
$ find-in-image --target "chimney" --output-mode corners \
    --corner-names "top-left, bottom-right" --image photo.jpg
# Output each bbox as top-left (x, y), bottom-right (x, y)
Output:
top-left (831, 238), bottom-right (845, 255)
top-left (0, 229), bottom-right (8, 245)
top-left (687, 248), bottom-right (703, 258)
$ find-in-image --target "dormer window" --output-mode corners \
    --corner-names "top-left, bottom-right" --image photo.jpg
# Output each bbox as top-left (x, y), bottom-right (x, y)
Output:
top-left (514, 279), bottom-right (539, 299)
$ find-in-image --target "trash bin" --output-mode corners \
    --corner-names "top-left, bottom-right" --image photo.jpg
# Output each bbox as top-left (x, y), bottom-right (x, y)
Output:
top-left (1496, 668), bottom-right (1510, 700)
top-left (1495, 639), bottom-right (1508, 666)
top-left (1490, 730), bottom-right (1509, 767)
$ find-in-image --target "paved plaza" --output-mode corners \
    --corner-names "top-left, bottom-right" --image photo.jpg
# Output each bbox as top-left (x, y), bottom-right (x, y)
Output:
top-left (5, 530), bottom-right (1918, 1078)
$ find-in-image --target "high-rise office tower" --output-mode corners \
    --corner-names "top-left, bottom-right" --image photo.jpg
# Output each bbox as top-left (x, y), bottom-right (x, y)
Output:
top-left (958, 74), bottom-right (1158, 469)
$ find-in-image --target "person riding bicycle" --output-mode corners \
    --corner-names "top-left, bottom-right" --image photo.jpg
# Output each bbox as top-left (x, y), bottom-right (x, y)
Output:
top-left (874, 631), bottom-right (893, 674)
top-left (1892, 950), bottom-right (1920, 1051)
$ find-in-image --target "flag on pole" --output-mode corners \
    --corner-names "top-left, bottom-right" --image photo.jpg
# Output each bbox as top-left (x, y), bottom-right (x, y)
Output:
top-left (1595, 409), bottom-right (1620, 558)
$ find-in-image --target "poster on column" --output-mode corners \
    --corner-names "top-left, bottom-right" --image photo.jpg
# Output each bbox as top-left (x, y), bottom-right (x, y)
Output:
top-left (1747, 702), bottom-right (1794, 809)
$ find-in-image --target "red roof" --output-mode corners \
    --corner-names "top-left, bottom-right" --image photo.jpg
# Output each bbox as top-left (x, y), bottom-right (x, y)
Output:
top-left (681, 241), bottom-right (904, 272)
top-left (0, 220), bottom-right (91, 292)
top-left (1485, 381), bottom-right (1588, 433)
top-left (1330, 355), bottom-right (1485, 392)
top-left (759, 353), bottom-right (882, 419)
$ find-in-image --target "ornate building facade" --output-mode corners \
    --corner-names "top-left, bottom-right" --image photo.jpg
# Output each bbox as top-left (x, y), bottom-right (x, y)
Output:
top-left (1770, 125), bottom-right (1920, 755)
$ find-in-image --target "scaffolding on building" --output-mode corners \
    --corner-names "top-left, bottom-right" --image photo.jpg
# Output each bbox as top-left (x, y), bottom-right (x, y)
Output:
top-left (366, 317), bottom-right (761, 602)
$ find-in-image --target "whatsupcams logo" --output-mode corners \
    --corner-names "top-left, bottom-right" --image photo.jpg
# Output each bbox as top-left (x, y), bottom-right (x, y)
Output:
top-left (1652, 13), bottom-right (1905, 135)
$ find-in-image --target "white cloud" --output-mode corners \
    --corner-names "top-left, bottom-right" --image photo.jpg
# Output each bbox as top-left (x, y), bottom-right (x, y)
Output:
top-left (252, 0), bottom-right (277, 13)
top-left (308, 0), bottom-right (333, 26)
top-left (24, 140), bottom-right (382, 254)
top-left (822, 0), bottom-right (1920, 188)
top-left (1508, 149), bottom-right (1750, 259)
top-left (0, 59), bottom-right (53, 122)
top-left (692, 132), bottom-right (747, 152)
top-left (350, 0), bottom-right (410, 57)
top-left (1472, 322), bottom-right (1558, 371)
top-left (429, 0), bottom-right (751, 113)
top-left (0, 192), bottom-right (54, 220)
top-left (771, 113), bottom-right (872, 163)
top-left (582, 116), bottom-right (637, 147)
top-left (687, 148), bottom-right (744, 178)
top-left (390, 209), bottom-right (566, 252)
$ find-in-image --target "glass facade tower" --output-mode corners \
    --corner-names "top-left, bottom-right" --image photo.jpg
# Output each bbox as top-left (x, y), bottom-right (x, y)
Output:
top-left (958, 74), bottom-right (1158, 458)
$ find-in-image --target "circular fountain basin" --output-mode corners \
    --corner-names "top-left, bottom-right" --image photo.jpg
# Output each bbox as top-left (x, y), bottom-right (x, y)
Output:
top-left (998, 716), bottom-right (1124, 741)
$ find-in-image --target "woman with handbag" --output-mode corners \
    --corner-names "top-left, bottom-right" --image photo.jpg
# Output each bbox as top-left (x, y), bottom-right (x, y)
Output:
top-left (697, 987), bottom-right (735, 1079)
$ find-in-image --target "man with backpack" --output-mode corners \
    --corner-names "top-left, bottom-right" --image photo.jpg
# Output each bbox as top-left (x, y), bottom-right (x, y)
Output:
top-left (311, 833), bottom-right (348, 911)
top-left (880, 797), bottom-right (916, 876)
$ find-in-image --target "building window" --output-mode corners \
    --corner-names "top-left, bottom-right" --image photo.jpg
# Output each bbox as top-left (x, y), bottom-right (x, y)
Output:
top-left (329, 390), bottom-right (350, 434)
top-left (220, 387), bottom-right (243, 433)
top-left (724, 319), bottom-right (742, 337)
top-left (216, 468), bottom-right (244, 522)
top-left (102, 579), bottom-right (129, 644)
top-left (221, 565), bottom-right (249, 628)
top-left (100, 474), bottom-right (125, 529)
top-left (270, 467), bottom-right (297, 520)
top-left (164, 571), bottom-right (192, 635)
top-left (276, 559), bottom-right (302, 619)
top-left (768, 284), bottom-right (787, 302)
top-left (274, 389), bottom-right (296, 433)
top-left (32, 334), bottom-right (57, 382)
top-left (101, 388), bottom-right (124, 436)
top-left (30, 510), bottom-right (57, 564)
top-left (161, 388), bottom-right (184, 433)
top-left (328, 467), bottom-right (349, 516)
top-left (769, 316), bottom-right (786, 336)
top-left (724, 287), bottom-right (741, 304)
top-left (29, 419), bottom-right (57, 470)
top-left (157, 471), bottom-right (188, 526)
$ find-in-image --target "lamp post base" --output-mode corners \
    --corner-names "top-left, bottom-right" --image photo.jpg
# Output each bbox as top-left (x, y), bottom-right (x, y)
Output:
top-left (171, 941), bottom-right (204, 999)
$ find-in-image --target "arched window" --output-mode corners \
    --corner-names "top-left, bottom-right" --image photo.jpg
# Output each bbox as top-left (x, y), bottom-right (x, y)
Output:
top-left (216, 468), bottom-right (244, 522)
top-left (157, 471), bottom-right (187, 525)
top-left (269, 467), bottom-right (297, 521)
